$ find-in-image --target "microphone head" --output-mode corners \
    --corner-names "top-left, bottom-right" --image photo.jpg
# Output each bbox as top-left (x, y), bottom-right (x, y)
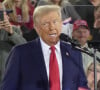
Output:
top-left (60, 33), bottom-right (81, 47)
top-left (60, 33), bottom-right (71, 42)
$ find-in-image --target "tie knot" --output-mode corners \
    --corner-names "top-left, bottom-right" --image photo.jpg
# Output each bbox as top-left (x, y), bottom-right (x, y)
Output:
top-left (50, 46), bottom-right (55, 51)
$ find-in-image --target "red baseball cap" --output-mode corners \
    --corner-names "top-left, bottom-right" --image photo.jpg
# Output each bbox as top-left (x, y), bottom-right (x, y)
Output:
top-left (73, 20), bottom-right (89, 31)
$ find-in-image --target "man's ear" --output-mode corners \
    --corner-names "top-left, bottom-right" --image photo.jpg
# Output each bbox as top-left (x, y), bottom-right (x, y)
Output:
top-left (34, 24), bottom-right (40, 35)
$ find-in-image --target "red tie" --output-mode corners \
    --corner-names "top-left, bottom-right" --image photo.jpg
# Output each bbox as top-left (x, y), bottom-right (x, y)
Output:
top-left (49, 46), bottom-right (60, 90)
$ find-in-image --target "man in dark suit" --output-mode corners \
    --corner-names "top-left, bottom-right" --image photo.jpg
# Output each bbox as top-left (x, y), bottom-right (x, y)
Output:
top-left (1, 5), bottom-right (89, 90)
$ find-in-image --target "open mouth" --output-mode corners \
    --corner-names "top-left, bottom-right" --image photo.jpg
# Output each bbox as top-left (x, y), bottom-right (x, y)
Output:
top-left (49, 33), bottom-right (57, 37)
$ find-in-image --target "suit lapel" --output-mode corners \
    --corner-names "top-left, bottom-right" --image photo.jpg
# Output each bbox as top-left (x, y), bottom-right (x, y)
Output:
top-left (33, 39), bottom-right (49, 89)
top-left (60, 42), bottom-right (75, 89)
top-left (60, 42), bottom-right (69, 87)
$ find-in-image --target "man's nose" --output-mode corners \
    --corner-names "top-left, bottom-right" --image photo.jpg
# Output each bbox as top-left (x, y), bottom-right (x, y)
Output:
top-left (49, 22), bottom-right (55, 30)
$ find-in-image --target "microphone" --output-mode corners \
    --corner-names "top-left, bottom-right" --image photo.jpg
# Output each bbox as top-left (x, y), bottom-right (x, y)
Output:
top-left (60, 33), bottom-right (80, 47)
top-left (60, 33), bottom-right (100, 62)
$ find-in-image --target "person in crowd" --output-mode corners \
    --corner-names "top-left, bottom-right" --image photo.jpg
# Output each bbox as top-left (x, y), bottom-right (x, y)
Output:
top-left (92, 4), bottom-right (100, 41)
top-left (0, 3), bottom-right (26, 83)
top-left (0, 5), bottom-right (89, 90)
top-left (3, 0), bottom-right (34, 31)
top-left (86, 62), bottom-right (100, 90)
top-left (72, 19), bottom-right (100, 73)
top-left (37, 0), bottom-right (81, 22)
top-left (74, 0), bottom-right (100, 34)
top-left (3, 0), bottom-right (38, 41)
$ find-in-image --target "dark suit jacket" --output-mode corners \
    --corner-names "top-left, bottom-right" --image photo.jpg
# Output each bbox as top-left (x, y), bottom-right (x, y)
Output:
top-left (1, 38), bottom-right (88, 90)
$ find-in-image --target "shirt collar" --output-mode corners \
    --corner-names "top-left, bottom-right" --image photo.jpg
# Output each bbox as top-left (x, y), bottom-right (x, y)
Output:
top-left (81, 43), bottom-right (88, 48)
top-left (40, 38), bottom-right (60, 52)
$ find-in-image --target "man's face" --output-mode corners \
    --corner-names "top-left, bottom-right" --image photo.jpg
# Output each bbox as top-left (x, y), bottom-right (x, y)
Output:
top-left (72, 27), bottom-right (90, 46)
top-left (94, 8), bottom-right (100, 28)
top-left (35, 11), bottom-right (62, 46)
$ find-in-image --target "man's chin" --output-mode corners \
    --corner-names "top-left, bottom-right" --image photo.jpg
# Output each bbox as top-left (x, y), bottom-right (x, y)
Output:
top-left (49, 40), bottom-right (58, 45)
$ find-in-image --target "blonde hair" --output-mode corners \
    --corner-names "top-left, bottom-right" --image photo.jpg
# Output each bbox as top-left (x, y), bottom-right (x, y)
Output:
top-left (33, 5), bottom-right (61, 25)
top-left (86, 62), bottom-right (100, 76)
top-left (3, 0), bottom-right (29, 22)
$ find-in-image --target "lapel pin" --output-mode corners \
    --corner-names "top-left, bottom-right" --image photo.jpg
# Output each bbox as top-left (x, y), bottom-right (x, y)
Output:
top-left (66, 52), bottom-right (69, 56)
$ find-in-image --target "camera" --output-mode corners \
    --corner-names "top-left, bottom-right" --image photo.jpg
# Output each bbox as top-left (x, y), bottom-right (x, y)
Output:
top-left (0, 11), bottom-right (4, 21)
top-left (0, 10), bottom-right (13, 21)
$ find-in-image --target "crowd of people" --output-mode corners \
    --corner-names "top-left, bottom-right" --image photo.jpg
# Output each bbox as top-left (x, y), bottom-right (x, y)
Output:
top-left (0, 0), bottom-right (100, 90)
top-left (0, 2), bottom-right (26, 82)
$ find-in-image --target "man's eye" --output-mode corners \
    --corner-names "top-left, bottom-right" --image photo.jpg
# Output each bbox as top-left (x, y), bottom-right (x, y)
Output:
top-left (42, 23), bottom-right (49, 26)
top-left (53, 20), bottom-right (58, 24)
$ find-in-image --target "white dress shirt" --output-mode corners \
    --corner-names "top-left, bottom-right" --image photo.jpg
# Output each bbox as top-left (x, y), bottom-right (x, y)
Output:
top-left (40, 38), bottom-right (63, 90)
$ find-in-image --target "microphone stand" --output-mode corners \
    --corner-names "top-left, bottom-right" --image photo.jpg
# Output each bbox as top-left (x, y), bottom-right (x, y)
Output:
top-left (93, 48), bottom-right (97, 90)
top-left (72, 43), bottom-right (100, 90)
top-left (87, 41), bottom-right (100, 90)
top-left (72, 46), bottom-right (100, 63)
top-left (60, 33), bottom-right (100, 90)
